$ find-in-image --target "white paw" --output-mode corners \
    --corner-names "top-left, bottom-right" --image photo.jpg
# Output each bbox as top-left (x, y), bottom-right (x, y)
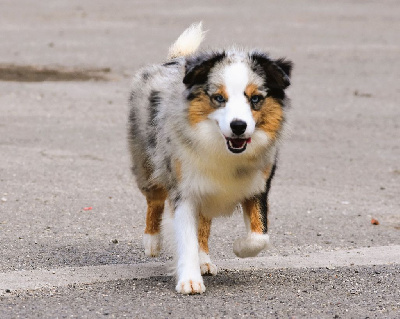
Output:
top-left (176, 279), bottom-right (206, 294)
top-left (198, 250), bottom-right (218, 275)
top-left (143, 233), bottom-right (161, 257)
top-left (233, 233), bottom-right (269, 258)
top-left (200, 262), bottom-right (218, 276)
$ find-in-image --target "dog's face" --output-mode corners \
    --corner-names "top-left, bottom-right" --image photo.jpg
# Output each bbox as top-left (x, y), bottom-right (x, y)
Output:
top-left (184, 51), bottom-right (292, 154)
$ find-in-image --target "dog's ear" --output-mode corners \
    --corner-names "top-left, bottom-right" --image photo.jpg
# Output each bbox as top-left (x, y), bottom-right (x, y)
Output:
top-left (183, 52), bottom-right (226, 88)
top-left (250, 52), bottom-right (293, 90)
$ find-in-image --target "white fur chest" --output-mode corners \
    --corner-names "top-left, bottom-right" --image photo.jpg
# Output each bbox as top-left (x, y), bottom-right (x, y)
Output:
top-left (179, 152), bottom-right (267, 218)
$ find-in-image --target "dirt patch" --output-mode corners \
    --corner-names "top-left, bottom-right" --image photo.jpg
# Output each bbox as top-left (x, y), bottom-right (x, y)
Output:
top-left (0, 64), bottom-right (111, 82)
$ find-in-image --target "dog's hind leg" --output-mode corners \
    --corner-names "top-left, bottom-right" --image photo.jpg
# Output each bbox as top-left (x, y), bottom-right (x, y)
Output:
top-left (198, 214), bottom-right (217, 275)
top-left (143, 186), bottom-right (168, 257)
top-left (233, 163), bottom-right (276, 258)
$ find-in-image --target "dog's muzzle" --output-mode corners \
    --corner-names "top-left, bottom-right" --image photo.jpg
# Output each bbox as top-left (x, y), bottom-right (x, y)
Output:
top-left (226, 120), bottom-right (250, 153)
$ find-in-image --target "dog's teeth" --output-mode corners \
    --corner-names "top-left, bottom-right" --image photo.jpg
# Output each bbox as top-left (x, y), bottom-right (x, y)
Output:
top-left (229, 140), bottom-right (238, 149)
top-left (227, 139), bottom-right (246, 150)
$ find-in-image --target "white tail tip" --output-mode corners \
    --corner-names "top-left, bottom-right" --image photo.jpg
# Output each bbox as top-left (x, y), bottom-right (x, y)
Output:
top-left (167, 22), bottom-right (206, 59)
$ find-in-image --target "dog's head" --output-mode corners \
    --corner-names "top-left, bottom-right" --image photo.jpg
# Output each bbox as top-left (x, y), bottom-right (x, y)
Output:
top-left (183, 50), bottom-right (292, 154)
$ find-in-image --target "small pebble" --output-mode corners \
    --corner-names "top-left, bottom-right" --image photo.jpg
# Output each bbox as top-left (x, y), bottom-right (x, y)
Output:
top-left (371, 218), bottom-right (379, 225)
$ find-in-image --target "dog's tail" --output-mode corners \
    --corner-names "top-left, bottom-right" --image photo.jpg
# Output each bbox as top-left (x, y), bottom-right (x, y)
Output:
top-left (167, 22), bottom-right (206, 60)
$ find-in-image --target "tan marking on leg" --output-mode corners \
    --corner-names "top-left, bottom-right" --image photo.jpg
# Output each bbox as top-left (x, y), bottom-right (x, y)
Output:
top-left (144, 186), bottom-right (167, 235)
top-left (198, 214), bottom-right (212, 254)
top-left (252, 97), bottom-right (284, 140)
top-left (242, 197), bottom-right (263, 234)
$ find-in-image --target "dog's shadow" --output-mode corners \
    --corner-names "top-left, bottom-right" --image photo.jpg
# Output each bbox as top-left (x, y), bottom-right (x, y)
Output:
top-left (125, 269), bottom-right (257, 297)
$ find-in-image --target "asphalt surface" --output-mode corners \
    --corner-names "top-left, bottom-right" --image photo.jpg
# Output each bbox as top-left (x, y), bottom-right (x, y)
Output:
top-left (1, 266), bottom-right (399, 318)
top-left (1, 0), bottom-right (399, 318)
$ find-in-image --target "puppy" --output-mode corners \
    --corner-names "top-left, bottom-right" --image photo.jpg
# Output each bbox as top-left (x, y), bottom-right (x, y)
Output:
top-left (128, 23), bottom-right (293, 294)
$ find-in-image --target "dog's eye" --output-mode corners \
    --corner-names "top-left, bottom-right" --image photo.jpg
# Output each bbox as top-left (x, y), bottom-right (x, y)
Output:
top-left (213, 94), bottom-right (226, 103)
top-left (251, 95), bottom-right (262, 104)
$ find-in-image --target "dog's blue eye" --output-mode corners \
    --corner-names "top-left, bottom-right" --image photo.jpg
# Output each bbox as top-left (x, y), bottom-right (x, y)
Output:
top-left (251, 95), bottom-right (262, 104)
top-left (213, 94), bottom-right (226, 103)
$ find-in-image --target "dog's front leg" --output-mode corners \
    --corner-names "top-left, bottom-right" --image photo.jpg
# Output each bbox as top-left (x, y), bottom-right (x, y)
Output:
top-left (233, 163), bottom-right (276, 258)
top-left (174, 200), bottom-right (206, 294)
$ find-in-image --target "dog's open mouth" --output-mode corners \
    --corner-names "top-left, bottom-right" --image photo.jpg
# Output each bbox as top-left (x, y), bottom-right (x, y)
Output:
top-left (225, 137), bottom-right (251, 154)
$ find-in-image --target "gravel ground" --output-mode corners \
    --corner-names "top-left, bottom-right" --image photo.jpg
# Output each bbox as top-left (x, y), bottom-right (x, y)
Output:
top-left (1, 266), bottom-right (399, 318)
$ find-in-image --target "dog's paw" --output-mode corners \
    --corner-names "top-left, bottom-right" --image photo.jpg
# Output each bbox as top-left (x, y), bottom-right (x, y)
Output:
top-left (198, 250), bottom-right (218, 275)
top-left (200, 262), bottom-right (218, 276)
top-left (233, 233), bottom-right (269, 258)
top-left (176, 279), bottom-right (206, 294)
top-left (143, 233), bottom-right (161, 257)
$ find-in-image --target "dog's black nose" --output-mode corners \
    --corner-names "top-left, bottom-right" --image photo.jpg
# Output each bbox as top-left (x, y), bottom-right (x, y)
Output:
top-left (230, 120), bottom-right (247, 136)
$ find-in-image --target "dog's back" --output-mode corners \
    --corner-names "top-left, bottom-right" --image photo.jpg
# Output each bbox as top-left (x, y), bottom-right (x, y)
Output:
top-left (128, 23), bottom-right (205, 193)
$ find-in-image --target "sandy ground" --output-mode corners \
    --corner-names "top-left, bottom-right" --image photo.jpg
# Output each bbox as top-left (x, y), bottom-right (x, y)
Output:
top-left (0, 0), bottom-right (399, 317)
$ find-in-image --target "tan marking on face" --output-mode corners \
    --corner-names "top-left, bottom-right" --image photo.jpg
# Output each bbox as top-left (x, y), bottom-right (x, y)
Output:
top-left (188, 86), bottom-right (227, 126)
top-left (252, 97), bottom-right (283, 140)
top-left (214, 85), bottom-right (228, 100)
top-left (144, 185), bottom-right (168, 234)
top-left (245, 83), bottom-right (259, 97)
top-left (242, 197), bottom-right (264, 234)
top-left (188, 91), bottom-right (214, 126)
top-left (198, 214), bottom-right (212, 253)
